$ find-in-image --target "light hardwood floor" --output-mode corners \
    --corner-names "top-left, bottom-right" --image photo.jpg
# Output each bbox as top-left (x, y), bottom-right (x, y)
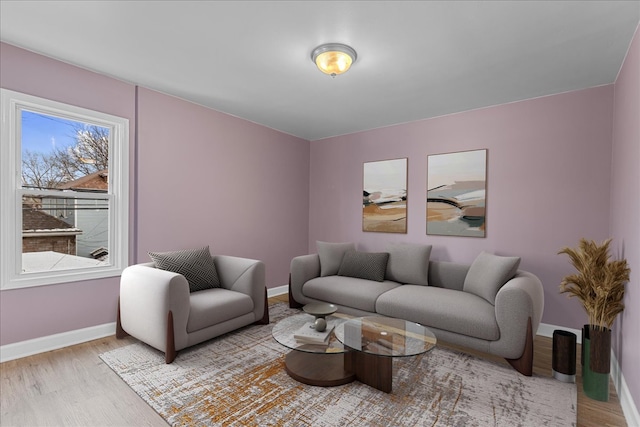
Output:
top-left (0, 295), bottom-right (628, 426)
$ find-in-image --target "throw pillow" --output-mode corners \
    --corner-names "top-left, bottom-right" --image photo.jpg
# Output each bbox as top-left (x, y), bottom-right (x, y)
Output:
top-left (385, 243), bottom-right (432, 285)
top-left (337, 251), bottom-right (390, 282)
top-left (463, 251), bottom-right (521, 304)
top-left (148, 246), bottom-right (221, 292)
top-left (317, 241), bottom-right (356, 276)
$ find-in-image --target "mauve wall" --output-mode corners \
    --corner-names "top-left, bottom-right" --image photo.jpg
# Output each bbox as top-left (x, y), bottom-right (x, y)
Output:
top-left (135, 87), bottom-right (310, 286)
top-left (611, 25), bottom-right (640, 412)
top-left (309, 85), bottom-right (614, 330)
top-left (0, 42), bottom-right (136, 345)
top-left (0, 43), bottom-right (310, 346)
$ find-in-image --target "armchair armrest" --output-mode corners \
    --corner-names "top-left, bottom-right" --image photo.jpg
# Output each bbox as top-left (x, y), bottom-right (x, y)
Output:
top-left (290, 254), bottom-right (321, 305)
top-left (213, 255), bottom-right (266, 321)
top-left (119, 263), bottom-right (191, 352)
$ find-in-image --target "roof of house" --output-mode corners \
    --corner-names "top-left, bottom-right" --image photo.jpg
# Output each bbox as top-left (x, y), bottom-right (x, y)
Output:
top-left (22, 209), bottom-right (81, 233)
top-left (58, 169), bottom-right (108, 191)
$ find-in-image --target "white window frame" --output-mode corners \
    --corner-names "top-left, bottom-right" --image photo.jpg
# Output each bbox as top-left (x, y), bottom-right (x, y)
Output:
top-left (1, 89), bottom-right (129, 289)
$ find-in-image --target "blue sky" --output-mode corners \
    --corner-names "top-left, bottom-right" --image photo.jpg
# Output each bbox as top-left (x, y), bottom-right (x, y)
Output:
top-left (21, 110), bottom-right (82, 154)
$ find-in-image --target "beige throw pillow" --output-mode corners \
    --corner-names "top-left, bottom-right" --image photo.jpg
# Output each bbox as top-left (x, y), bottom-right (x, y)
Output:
top-left (316, 241), bottom-right (356, 276)
top-left (463, 251), bottom-right (521, 304)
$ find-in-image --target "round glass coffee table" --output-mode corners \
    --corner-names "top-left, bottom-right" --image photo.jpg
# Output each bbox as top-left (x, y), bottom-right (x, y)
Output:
top-left (273, 313), bottom-right (437, 392)
top-left (272, 312), bottom-right (354, 387)
top-left (334, 316), bottom-right (437, 393)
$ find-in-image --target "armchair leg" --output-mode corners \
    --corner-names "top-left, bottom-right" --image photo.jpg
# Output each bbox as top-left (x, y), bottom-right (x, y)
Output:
top-left (115, 298), bottom-right (129, 339)
top-left (165, 310), bottom-right (177, 364)
top-left (288, 274), bottom-right (303, 309)
top-left (255, 287), bottom-right (270, 325)
top-left (505, 316), bottom-right (533, 376)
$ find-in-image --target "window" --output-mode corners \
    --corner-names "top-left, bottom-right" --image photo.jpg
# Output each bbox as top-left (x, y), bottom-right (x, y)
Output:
top-left (1, 89), bottom-right (129, 289)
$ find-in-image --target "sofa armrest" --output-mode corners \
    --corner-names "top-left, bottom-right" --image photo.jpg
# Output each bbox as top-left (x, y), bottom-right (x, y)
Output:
top-left (290, 254), bottom-right (321, 304)
top-left (491, 270), bottom-right (544, 359)
top-left (213, 255), bottom-right (266, 321)
top-left (119, 264), bottom-right (191, 352)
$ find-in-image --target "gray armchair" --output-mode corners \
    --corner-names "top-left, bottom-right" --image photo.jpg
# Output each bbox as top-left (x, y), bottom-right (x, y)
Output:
top-left (116, 255), bottom-right (269, 363)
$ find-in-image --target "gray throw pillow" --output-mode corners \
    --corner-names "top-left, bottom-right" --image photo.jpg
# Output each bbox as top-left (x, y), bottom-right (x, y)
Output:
top-left (385, 243), bottom-right (432, 285)
top-left (463, 251), bottom-right (521, 304)
top-left (337, 251), bottom-right (390, 282)
top-left (148, 246), bottom-right (220, 292)
top-left (317, 241), bottom-right (356, 276)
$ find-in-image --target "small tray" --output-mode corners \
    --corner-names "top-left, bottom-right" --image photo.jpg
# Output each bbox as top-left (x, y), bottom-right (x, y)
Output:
top-left (303, 303), bottom-right (338, 317)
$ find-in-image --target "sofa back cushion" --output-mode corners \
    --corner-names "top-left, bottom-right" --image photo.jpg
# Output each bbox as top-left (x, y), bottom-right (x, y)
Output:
top-left (385, 243), bottom-right (432, 286)
top-left (463, 251), bottom-right (521, 304)
top-left (427, 261), bottom-right (469, 291)
top-left (338, 251), bottom-right (390, 282)
top-left (317, 241), bottom-right (356, 276)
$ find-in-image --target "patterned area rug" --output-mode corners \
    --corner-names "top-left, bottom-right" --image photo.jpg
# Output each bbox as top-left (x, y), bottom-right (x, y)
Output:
top-left (100, 303), bottom-right (576, 426)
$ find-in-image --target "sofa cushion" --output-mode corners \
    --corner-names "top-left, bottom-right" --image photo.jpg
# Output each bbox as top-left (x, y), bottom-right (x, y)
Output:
top-left (463, 251), bottom-right (521, 304)
top-left (376, 285), bottom-right (499, 341)
top-left (317, 241), bottom-right (356, 276)
top-left (303, 276), bottom-right (401, 313)
top-left (187, 288), bottom-right (254, 332)
top-left (338, 251), bottom-right (389, 282)
top-left (386, 243), bottom-right (432, 286)
top-left (148, 246), bottom-right (220, 292)
top-left (428, 261), bottom-right (468, 291)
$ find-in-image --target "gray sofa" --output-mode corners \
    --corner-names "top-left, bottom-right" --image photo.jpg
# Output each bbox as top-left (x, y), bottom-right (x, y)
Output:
top-left (289, 242), bottom-right (544, 376)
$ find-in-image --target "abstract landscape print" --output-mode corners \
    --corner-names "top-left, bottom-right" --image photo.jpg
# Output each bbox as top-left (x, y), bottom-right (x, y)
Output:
top-left (427, 149), bottom-right (487, 237)
top-left (363, 158), bottom-right (407, 233)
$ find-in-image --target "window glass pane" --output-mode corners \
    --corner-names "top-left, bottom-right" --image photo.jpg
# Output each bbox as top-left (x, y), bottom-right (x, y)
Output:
top-left (21, 110), bottom-right (110, 190)
top-left (22, 194), bottom-right (111, 273)
top-left (20, 110), bottom-right (111, 273)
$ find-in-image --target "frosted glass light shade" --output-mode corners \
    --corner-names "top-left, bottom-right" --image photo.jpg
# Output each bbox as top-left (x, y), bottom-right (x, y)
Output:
top-left (311, 43), bottom-right (357, 77)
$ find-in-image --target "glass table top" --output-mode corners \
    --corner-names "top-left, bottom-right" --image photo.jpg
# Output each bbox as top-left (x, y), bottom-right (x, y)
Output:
top-left (334, 316), bottom-right (437, 357)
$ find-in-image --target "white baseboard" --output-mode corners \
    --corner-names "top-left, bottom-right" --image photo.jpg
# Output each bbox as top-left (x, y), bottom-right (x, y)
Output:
top-left (0, 322), bottom-right (116, 363)
top-left (267, 284), bottom-right (288, 298)
top-left (611, 350), bottom-right (640, 427)
top-left (1, 288), bottom-right (290, 364)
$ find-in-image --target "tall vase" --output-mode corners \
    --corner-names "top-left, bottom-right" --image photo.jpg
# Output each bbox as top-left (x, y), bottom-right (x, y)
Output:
top-left (582, 325), bottom-right (610, 401)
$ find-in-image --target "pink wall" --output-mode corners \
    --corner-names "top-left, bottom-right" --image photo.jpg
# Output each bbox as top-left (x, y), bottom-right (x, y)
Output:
top-left (309, 85), bottom-right (615, 329)
top-left (0, 42), bottom-right (136, 345)
top-left (611, 24), bottom-right (640, 412)
top-left (135, 87), bottom-right (310, 287)
top-left (0, 43), bottom-right (310, 346)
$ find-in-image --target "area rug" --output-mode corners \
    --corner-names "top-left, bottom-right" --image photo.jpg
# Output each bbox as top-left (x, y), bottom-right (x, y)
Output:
top-left (100, 303), bottom-right (576, 426)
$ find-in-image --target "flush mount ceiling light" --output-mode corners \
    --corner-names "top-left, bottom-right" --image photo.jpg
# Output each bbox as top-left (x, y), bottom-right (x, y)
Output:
top-left (311, 43), bottom-right (357, 77)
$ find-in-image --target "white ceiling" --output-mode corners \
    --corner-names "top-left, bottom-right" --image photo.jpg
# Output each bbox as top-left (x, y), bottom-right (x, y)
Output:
top-left (1, 1), bottom-right (638, 141)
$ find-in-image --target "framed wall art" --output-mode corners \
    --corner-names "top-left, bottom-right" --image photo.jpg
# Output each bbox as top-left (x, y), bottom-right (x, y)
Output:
top-left (427, 149), bottom-right (487, 237)
top-left (363, 158), bottom-right (407, 233)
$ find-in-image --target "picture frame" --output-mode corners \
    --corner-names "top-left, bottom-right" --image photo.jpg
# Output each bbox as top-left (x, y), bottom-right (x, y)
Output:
top-left (427, 149), bottom-right (487, 237)
top-left (363, 158), bottom-right (407, 233)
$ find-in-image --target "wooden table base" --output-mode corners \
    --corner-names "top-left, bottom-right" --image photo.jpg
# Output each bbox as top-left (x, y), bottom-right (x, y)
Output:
top-left (346, 350), bottom-right (393, 393)
top-left (284, 351), bottom-right (355, 387)
top-left (284, 350), bottom-right (393, 392)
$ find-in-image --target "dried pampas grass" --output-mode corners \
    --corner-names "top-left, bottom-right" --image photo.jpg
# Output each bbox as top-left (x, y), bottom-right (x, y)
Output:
top-left (559, 238), bottom-right (630, 331)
